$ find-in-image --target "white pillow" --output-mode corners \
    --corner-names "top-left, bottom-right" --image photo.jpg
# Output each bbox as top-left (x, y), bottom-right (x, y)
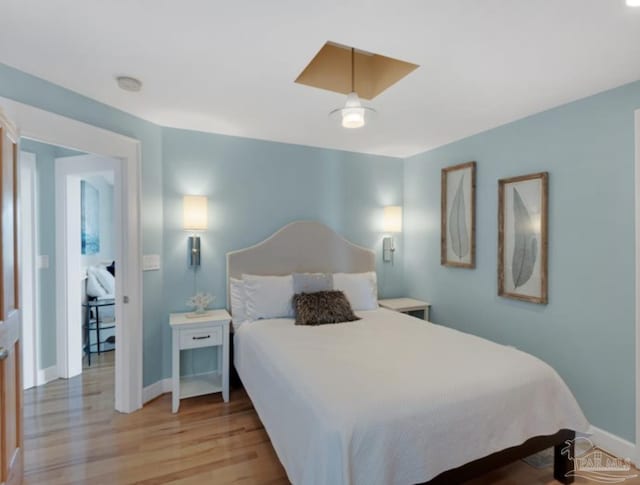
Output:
top-left (333, 272), bottom-right (378, 311)
top-left (86, 268), bottom-right (108, 298)
top-left (94, 266), bottom-right (115, 296)
top-left (242, 274), bottom-right (294, 320)
top-left (292, 272), bottom-right (333, 293)
top-left (230, 277), bottom-right (249, 328)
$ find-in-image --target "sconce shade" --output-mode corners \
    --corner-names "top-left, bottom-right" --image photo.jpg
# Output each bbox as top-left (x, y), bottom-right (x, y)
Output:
top-left (383, 206), bottom-right (402, 233)
top-left (183, 195), bottom-right (208, 231)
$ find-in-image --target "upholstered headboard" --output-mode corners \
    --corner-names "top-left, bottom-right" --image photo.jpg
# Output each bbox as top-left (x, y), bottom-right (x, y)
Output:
top-left (226, 221), bottom-right (376, 309)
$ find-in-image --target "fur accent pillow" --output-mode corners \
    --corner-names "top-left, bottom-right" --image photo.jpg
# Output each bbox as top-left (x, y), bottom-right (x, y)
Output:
top-left (293, 291), bottom-right (360, 326)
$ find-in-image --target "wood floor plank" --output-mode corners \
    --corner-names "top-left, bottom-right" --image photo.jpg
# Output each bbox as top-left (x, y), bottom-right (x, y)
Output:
top-left (23, 352), bottom-right (640, 484)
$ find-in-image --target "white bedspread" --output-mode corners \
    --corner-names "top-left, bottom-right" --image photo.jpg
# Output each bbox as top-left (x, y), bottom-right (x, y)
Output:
top-left (234, 308), bottom-right (588, 485)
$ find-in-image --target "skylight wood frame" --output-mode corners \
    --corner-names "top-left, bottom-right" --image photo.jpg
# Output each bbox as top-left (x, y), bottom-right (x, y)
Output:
top-left (295, 42), bottom-right (418, 100)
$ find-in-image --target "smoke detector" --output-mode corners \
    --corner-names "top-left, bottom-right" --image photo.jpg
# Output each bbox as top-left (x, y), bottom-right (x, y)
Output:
top-left (116, 76), bottom-right (143, 92)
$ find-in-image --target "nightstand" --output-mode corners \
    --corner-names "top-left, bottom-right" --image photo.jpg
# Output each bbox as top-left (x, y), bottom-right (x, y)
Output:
top-left (169, 309), bottom-right (231, 413)
top-left (378, 298), bottom-right (431, 321)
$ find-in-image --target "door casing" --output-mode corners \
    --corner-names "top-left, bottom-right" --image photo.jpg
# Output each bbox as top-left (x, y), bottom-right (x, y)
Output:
top-left (18, 151), bottom-right (37, 390)
top-left (0, 97), bottom-right (143, 413)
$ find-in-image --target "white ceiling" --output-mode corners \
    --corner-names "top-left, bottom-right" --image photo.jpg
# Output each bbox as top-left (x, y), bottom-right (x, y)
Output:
top-left (1, 0), bottom-right (640, 158)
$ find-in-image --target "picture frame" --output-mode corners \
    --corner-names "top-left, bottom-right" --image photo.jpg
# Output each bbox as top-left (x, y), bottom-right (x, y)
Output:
top-left (81, 180), bottom-right (100, 255)
top-left (498, 172), bottom-right (548, 304)
top-left (441, 161), bottom-right (476, 268)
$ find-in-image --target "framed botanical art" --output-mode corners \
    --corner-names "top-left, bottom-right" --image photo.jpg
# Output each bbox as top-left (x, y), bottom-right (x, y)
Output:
top-left (441, 161), bottom-right (476, 268)
top-left (498, 172), bottom-right (548, 304)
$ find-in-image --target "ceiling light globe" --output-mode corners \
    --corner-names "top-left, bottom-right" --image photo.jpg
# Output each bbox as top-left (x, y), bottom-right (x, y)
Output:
top-left (341, 92), bottom-right (365, 128)
top-left (627, 0), bottom-right (640, 6)
top-left (342, 108), bottom-right (365, 128)
top-left (329, 91), bottom-right (376, 129)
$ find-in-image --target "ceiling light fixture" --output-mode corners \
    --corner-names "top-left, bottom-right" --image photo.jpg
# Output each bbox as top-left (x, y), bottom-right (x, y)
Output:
top-left (627, 0), bottom-right (640, 6)
top-left (116, 76), bottom-right (143, 92)
top-left (329, 48), bottom-right (376, 129)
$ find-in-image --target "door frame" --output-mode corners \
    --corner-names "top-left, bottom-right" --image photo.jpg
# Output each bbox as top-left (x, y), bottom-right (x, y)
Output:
top-left (18, 151), bottom-right (38, 390)
top-left (0, 97), bottom-right (143, 413)
top-left (55, 156), bottom-right (121, 381)
top-left (635, 108), bottom-right (640, 464)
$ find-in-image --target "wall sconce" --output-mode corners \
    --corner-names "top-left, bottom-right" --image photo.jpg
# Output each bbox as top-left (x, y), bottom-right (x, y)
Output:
top-left (183, 195), bottom-right (208, 266)
top-left (382, 206), bottom-right (402, 263)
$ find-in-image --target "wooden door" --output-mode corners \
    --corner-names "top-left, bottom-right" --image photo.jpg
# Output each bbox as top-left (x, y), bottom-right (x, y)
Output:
top-left (0, 112), bottom-right (22, 485)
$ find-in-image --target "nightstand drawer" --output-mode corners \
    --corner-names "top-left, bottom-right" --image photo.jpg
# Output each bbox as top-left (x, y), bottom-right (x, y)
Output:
top-left (180, 326), bottom-right (222, 349)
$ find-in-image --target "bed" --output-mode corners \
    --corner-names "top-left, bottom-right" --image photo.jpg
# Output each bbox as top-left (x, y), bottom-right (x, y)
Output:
top-left (227, 221), bottom-right (588, 485)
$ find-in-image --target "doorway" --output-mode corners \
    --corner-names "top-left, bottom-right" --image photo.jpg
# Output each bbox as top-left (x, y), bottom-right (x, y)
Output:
top-left (19, 140), bottom-right (121, 397)
top-left (2, 95), bottom-right (143, 413)
top-left (57, 153), bottom-right (120, 379)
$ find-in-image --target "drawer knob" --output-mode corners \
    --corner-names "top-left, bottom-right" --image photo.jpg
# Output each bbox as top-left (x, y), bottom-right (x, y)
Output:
top-left (0, 347), bottom-right (7, 361)
top-left (192, 335), bottom-right (211, 340)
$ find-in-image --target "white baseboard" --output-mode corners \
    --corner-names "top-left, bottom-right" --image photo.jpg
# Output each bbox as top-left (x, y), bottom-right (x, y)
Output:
top-left (586, 425), bottom-right (636, 463)
top-left (142, 378), bottom-right (172, 404)
top-left (36, 365), bottom-right (58, 386)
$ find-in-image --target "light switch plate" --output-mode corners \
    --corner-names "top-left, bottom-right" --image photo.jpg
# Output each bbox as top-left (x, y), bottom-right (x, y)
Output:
top-left (143, 254), bottom-right (161, 271)
top-left (37, 255), bottom-right (49, 269)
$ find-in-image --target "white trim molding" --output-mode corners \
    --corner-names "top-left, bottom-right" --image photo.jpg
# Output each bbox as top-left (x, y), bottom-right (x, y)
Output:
top-left (19, 151), bottom-right (39, 390)
top-left (143, 378), bottom-right (172, 404)
top-left (36, 366), bottom-right (58, 387)
top-left (587, 425), bottom-right (637, 466)
top-left (0, 97), bottom-right (144, 413)
top-left (635, 108), bottom-right (640, 464)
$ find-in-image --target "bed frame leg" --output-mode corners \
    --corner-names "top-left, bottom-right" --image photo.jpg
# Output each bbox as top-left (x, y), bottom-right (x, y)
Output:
top-left (553, 430), bottom-right (575, 484)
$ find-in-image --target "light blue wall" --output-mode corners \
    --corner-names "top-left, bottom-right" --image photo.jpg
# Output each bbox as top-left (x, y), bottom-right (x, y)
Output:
top-left (161, 127), bottom-right (404, 377)
top-left (21, 140), bottom-right (54, 368)
top-left (0, 63), bottom-right (165, 386)
top-left (404, 80), bottom-right (640, 442)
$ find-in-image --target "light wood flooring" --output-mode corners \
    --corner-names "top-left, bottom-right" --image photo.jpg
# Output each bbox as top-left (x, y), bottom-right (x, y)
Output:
top-left (23, 354), bottom-right (640, 484)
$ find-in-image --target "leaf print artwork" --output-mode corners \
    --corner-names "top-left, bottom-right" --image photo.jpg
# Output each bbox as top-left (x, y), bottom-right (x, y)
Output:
top-left (441, 161), bottom-right (475, 269)
top-left (498, 172), bottom-right (547, 303)
top-left (449, 175), bottom-right (469, 259)
top-left (511, 187), bottom-right (537, 288)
